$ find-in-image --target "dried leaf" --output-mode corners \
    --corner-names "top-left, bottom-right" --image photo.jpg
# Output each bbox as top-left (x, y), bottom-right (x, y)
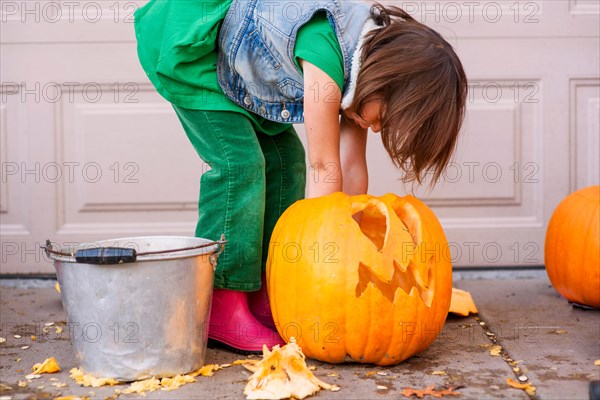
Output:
top-left (326, 372), bottom-right (340, 378)
top-left (365, 371), bottom-right (378, 376)
top-left (55, 397), bottom-right (89, 400)
top-left (431, 370), bottom-right (447, 376)
top-left (401, 385), bottom-right (460, 398)
top-left (244, 338), bottom-right (339, 399)
top-left (0, 337), bottom-right (6, 344)
top-left (506, 378), bottom-right (536, 396)
top-left (55, 282), bottom-right (61, 293)
top-left (595, 359), bottom-right (600, 366)
top-left (449, 288), bottom-right (478, 316)
top-left (32, 357), bottom-right (61, 374)
top-left (489, 345), bottom-right (502, 356)
top-left (376, 385), bottom-right (388, 390)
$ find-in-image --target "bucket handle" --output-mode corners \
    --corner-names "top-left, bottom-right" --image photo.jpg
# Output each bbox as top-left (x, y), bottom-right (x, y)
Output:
top-left (42, 235), bottom-right (227, 266)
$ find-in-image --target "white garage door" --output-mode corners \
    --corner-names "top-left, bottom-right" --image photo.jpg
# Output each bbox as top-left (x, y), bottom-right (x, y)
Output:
top-left (1, 0), bottom-right (598, 273)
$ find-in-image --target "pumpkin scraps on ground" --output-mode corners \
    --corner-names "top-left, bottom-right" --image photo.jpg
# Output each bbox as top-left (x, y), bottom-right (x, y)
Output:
top-left (449, 288), bottom-right (478, 316)
top-left (65, 340), bottom-right (336, 399)
top-left (243, 337), bottom-right (340, 399)
top-left (68, 362), bottom-right (237, 394)
top-left (31, 357), bottom-right (61, 374)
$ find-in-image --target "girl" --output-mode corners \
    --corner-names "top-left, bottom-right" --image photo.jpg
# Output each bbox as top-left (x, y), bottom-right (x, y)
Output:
top-left (134, 0), bottom-right (467, 353)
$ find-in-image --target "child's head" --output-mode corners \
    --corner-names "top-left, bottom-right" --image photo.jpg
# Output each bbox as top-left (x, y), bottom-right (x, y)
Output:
top-left (346, 3), bottom-right (468, 186)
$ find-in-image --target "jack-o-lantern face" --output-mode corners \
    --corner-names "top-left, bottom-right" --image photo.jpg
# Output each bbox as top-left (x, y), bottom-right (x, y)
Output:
top-left (267, 193), bottom-right (452, 366)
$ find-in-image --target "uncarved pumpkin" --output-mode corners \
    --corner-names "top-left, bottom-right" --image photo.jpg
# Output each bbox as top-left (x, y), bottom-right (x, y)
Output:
top-left (545, 186), bottom-right (600, 308)
top-left (266, 192), bottom-right (452, 366)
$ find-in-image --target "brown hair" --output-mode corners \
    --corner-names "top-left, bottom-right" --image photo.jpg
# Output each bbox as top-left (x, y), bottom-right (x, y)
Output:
top-left (348, 3), bottom-right (468, 186)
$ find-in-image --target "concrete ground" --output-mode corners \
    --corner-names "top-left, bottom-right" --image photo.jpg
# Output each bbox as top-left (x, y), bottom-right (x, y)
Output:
top-left (0, 275), bottom-right (598, 400)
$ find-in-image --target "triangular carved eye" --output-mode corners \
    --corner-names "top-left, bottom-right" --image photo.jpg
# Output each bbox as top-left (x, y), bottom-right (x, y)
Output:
top-left (352, 200), bottom-right (389, 252)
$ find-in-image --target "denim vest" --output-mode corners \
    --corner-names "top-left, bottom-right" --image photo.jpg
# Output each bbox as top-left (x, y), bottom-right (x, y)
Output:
top-left (217, 0), bottom-right (372, 123)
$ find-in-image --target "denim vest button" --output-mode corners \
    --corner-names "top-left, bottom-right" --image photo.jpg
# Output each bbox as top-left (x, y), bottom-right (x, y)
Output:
top-left (243, 96), bottom-right (252, 106)
top-left (281, 109), bottom-right (290, 119)
top-left (259, 105), bottom-right (266, 115)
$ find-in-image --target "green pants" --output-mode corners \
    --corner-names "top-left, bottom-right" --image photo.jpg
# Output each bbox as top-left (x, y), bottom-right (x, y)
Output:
top-left (173, 107), bottom-right (306, 291)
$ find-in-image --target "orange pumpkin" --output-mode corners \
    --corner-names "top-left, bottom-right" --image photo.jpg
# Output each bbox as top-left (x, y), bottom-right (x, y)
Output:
top-left (545, 186), bottom-right (600, 308)
top-left (267, 192), bottom-right (452, 366)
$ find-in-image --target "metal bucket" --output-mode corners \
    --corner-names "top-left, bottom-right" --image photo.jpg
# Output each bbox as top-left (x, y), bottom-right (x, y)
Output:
top-left (45, 236), bottom-right (225, 381)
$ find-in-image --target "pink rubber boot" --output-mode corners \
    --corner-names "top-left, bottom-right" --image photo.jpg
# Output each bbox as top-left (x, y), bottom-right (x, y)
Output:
top-left (208, 288), bottom-right (284, 353)
top-left (247, 273), bottom-right (276, 330)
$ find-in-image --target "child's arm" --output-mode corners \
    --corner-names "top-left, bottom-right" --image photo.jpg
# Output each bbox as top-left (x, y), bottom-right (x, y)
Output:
top-left (301, 60), bottom-right (343, 198)
top-left (340, 114), bottom-right (368, 195)
top-left (302, 60), bottom-right (369, 197)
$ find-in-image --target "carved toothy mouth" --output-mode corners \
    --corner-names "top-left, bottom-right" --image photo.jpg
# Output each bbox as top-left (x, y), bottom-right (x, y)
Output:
top-left (355, 258), bottom-right (434, 308)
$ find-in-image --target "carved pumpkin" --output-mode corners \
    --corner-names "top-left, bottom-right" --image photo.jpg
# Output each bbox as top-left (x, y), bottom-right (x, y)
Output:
top-left (267, 192), bottom-right (452, 365)
top-left (545, 186), bottom-right (600, 308)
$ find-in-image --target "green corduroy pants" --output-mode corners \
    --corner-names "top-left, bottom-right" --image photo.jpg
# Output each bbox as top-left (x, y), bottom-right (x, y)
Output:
top-left (173, 107), bottom-right (306, 291)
